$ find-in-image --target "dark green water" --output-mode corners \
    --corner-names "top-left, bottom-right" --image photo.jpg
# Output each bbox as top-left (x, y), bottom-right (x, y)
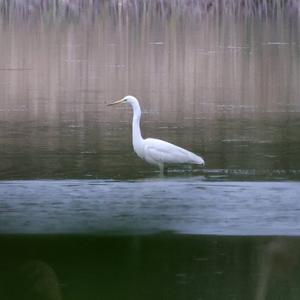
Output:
top-left (1, 115), bottom-right (300, 180)
top-left (1, 234), bottom-right (300, 300)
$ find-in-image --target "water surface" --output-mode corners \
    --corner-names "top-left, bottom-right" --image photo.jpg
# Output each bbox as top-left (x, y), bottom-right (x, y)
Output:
top-left (0, 1), bottom-right (300, 180)
top-left (1, 179), bottom-right (300, 236)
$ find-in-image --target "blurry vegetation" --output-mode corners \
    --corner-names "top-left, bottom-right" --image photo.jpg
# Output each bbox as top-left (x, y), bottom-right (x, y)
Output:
top-left (0, 0), bottom-right (299, 22)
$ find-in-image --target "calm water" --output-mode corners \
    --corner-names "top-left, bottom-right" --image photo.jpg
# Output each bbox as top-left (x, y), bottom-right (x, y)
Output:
top-left (1, 1), bottom-right (300, 299)
top-left (0, 5), bottom-right (300, 180)
top-left (1, 179), bottom-right (300, 236)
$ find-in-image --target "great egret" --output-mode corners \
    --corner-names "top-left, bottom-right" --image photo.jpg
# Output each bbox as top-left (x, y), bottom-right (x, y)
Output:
top-left (107, 95), bottom-right (205, 174)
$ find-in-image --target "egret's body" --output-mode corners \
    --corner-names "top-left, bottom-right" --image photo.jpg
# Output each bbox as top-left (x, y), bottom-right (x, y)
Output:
top-left (108, 95), bottom-right (205, 173)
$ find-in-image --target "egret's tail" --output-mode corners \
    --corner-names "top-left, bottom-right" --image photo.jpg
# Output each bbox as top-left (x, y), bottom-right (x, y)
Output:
top-left (188, 151), bottom-right (205, 166)
top-left (194, 155), bottom-right (205, 166)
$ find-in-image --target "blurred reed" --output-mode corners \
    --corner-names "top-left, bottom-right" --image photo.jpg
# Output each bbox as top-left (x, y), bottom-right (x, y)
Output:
top-left (0, 0), bottom-right (299, 22)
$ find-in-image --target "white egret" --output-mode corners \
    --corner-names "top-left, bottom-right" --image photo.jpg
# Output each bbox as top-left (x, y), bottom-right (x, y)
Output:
top-left (107, 95), bottom-right (205, 174)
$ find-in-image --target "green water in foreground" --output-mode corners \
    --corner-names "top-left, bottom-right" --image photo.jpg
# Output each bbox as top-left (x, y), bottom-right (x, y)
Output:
top-left (1, 234), bottom-right (300, 300)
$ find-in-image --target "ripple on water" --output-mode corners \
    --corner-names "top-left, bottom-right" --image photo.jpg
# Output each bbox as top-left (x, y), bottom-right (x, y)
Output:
top-left (0, 179), bottom-right (300, 236)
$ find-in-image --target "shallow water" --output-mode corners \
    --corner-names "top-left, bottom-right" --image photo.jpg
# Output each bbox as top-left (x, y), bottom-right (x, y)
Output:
top-left (1, 116), bottom-right (300, 180)
top-left (0, 2), bottom-right (300, 182)
top-left (1, 179), bottom-right (300, 236)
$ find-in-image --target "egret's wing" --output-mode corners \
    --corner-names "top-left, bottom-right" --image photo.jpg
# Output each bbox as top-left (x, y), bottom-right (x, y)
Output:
top-left (146, 144), bottom-right (182, 164)
top-left (144, 138), bottom-right (204, 165)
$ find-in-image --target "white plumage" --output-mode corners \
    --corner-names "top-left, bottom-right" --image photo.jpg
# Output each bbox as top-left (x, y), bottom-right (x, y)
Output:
top-left (108, 95), bottom-right (205, 174)
top-left (143, 138), bottom-right (204, 165)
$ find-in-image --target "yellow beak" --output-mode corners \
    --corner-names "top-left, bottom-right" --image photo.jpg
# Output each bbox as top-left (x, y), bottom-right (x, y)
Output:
top-left (107, 99), bottom-right (125, 106)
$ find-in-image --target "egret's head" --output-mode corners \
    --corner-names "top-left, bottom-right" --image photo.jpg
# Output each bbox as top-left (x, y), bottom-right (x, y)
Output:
top-left (107, 95), bottom-right (138, 106)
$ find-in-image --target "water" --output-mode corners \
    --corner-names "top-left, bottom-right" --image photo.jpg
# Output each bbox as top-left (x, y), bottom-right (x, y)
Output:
top-left (1, 234), bottom-right (300, 300)
top-left (1, 179), bottom-right (300, 236)
top-left (0, 3), bottom-right (300, 180)
top-left (1, 116), bottom-right (300, 179)
top-left (1, 1), bottom-right (300, 299)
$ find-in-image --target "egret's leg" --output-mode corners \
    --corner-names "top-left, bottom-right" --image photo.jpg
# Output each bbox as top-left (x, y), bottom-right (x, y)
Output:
top-left (159, 163), bottom-right (164, 176)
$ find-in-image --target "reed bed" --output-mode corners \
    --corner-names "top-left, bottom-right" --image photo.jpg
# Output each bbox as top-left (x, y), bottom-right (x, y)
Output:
top-left (0, 0), bottom-right (299, 21)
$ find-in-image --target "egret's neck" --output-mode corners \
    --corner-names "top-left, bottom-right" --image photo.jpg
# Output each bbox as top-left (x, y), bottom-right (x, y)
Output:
top-left (131, 101), bottom-right (143, 147)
